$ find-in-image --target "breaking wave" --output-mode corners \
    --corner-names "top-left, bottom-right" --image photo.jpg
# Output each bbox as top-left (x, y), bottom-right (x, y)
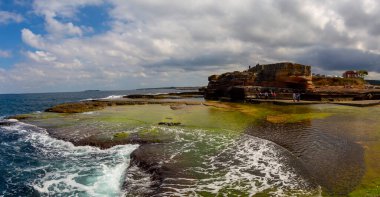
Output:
top-left (0, 120), bottom-right (138, 197)
top-left (100, 95), bottom-right (124, 100)
top-left (125, 127), bottom-right (320, 196)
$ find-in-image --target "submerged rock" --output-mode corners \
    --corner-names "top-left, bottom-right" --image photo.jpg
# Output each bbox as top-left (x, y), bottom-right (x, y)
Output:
top-left (158, 122), bottom-right (181, 126)
top-left (246, 120), bottom-right (365, 195)
top-left (45, 101), bottom-right (111, 113)
top-left (44, 99), bottom-right (203, 114)
top-left (169, 104), bottom-right (186, 110)
top-left (125, 133), bottom-right (320, 196)
top-left (0, 119), bottom-right (18, 126)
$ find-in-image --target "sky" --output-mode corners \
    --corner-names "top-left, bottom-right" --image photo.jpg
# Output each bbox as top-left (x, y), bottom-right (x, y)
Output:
top-left (1, 0), bottom-right (380, 93)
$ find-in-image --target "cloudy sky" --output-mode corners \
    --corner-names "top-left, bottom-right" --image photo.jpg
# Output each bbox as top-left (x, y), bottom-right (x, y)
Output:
top-left (1, 0), bottom-right (380, 93)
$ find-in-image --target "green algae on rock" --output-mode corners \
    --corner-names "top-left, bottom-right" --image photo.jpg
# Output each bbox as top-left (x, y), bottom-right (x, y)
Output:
top-left (113, 132), bottom-right (130, 139)
top-left (266, 113), bottom-right (332, 123)
top-left (45, 99), bottom-right (203, 113)
top-left (45, 101), bottom-right (111, 113)
top-left (11, 100), bottom-right (380, 196)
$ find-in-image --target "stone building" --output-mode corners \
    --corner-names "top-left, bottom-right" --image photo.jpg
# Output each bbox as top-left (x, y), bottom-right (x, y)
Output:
top-left (342, 71), bottom-right (359, 78)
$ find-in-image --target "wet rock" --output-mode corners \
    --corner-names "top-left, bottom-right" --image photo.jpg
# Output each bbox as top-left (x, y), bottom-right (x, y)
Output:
top-left (127, 143), bottom-right (202, 196)
top-left (45, 99), bottom-right (203, 114)
top-left (45, 101), bottom-right (111, 113)
top-left (158, 122), bottom-right (181, 126)
top-left (0, 119), bottom-right (18, 126)
top-left (124, 91), bottom-right (203, 100)
top-left (169, 104), bottom-right (185, 110)
top-left (6, 114), bottom-right (31, 120)
top-left (246, 121), bottom-right (365, 195)
top-left (124, 94), bottom-right (158, 99)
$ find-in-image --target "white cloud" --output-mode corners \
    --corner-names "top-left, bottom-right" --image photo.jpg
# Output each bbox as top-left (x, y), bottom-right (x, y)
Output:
top-left (32, 0), bottom-right (104, 18)
top-left (2, 0), bottom-right (380, 93)
top-left (44, 15), bottom-right (83, 37)
top-left (27, 51), bottom-right (57, 62)
top-left (31, 0), bottom-right (105, 38)
top-left (0, 11), bottom-right (23, 24)
top-left (368, 72), bottom-right (380, 80)
top-left (21, 29), bottom-right (45, 49)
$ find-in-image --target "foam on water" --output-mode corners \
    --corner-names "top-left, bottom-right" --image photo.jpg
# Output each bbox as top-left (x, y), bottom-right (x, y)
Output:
top-left (200, 136), bottom-right (316, 196)
top-left (80, 98), bottom-right (95, 101)
top-left (82, 111), bottom-right (95, 115)
top-left (0, 121), bottom-right (138, 197)
top-left (125, 126), bottom-right (320, 196)
top-left (100, 95), bottom-right (124, 100)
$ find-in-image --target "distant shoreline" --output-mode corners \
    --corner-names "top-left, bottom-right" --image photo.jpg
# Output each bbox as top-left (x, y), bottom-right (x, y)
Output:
top-left (135, 86), bottom-right (203, 91)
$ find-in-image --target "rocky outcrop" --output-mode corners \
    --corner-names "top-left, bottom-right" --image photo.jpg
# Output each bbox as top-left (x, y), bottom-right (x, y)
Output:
top-left (249, 62), bottom-right (313, 89)
top-left (45, 98), bottom-right (203, 113)
top-left (313, 77), bottom-right (365, 88)
top-left (124, 92), bottom-right (204, 99)
top-left (45, 101), bottom-right (111, 113)
top-left (205, 62), bottom-right (314, 100)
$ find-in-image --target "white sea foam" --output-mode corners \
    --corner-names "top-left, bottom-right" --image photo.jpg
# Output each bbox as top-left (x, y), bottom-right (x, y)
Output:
top-left (80, 98), bottom-right (95, 101)
top-left (100, 95), bottom-right (124, 100)
top-left (82, 111), bottom-right (95, 115)
top-left (123, 165), bottom-right (156, 195)
top-left (139, 127), bottom-right (319, 196)
top-left (1, 122), bottom-right (319, 196)
top-left (200, 136), bottom-right (312, 196)
top-left (1, 121), bottom-right (139, 197)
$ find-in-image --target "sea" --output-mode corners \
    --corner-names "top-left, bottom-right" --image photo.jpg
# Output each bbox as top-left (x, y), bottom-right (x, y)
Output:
top-left (0, 89), bottom-right (181, 197)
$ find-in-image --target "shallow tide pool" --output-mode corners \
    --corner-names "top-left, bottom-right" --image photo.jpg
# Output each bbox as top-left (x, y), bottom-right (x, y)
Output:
top-left (2, 102), bottom-right (380, 196)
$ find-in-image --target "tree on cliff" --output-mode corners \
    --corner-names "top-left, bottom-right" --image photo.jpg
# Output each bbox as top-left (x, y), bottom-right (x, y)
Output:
top-left (357, 70), bottom-right (368, 79)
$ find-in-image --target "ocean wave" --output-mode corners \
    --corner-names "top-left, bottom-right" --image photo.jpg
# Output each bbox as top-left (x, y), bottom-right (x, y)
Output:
top-left (0, 121), bottom-right (139, 197)
top-left (124, 126), bottom-right (320, 196)
top-left (197, 135), bottom-right (316, 196)
top-left (80, 98), bottom-right (95, 101)
top-left (100, 95), bottom-right (124, 100)
top-left (82, 111), bottom-right (95, 115)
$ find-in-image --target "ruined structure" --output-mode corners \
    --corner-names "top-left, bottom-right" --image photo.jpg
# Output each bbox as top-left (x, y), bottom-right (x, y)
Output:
top-left (205, 62), bottom-right (314, 100)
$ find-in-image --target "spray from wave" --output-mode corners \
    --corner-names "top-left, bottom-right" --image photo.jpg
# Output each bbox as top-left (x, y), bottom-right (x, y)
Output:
top-left (100, 95), bottom-right (124, 100)
top-left (125, 127), bottom-right (320, 196)
top-left (0, 120), bottom-right (138, 197)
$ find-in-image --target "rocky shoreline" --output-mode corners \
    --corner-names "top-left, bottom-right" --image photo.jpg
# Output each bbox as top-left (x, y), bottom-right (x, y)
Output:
top-left (4, 92), bottom-right (379, 196)
top-left (2, 62), bottom-right (380, 196)
top-left (4, 85), bottom-right (380, 195)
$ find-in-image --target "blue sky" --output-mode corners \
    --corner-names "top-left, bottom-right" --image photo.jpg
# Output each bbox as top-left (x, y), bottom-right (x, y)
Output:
top-left (1, 0), bottom-right (380, 93)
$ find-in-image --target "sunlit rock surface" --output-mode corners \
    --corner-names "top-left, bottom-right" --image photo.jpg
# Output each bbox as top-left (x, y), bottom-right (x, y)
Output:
top-left (205, 62), bottom-right (314, 100)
